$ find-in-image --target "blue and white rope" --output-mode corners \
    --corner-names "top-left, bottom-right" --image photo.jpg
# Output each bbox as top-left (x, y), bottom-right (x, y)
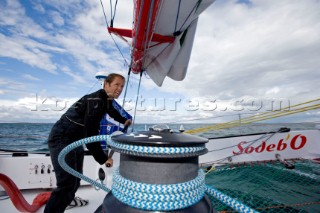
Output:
top-left (58, 135), bottom-right (112, 193)
top-left (58, 134), bottom-right (260, 213)
top-left (108, 139), bottom-right (205, 155)
top-left (206, 185), bottom-right (259, 213)
top-left (112, 169), bottom-right (205, 211)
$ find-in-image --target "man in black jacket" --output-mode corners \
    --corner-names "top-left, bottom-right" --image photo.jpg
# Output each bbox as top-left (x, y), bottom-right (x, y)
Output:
top-left (44, 73), bottom-right (131, 213)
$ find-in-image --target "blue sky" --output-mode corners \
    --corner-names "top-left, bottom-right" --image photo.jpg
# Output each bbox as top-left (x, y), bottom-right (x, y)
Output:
top-left (0, 0), bottom-right (319, 124)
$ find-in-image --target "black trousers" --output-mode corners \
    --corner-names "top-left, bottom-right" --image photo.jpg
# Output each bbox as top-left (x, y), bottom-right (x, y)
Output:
top-left (44, 119), bottom-right (84, 213)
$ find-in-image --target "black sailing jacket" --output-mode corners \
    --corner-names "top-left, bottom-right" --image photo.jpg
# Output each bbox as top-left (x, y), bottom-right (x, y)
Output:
top-left (50, 89), bottom-right (127, 164)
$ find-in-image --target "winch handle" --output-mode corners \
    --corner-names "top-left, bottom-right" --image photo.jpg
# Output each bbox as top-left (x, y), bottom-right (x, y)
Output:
top-left (106, 125), bottom-right (129, 167)
top-left (106, 150), bottom-right (114, 167)
top-left (122, 125), bottom-right (129, 133)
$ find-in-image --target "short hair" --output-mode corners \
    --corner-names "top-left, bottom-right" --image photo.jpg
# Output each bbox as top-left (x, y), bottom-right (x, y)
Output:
top-left (104, 73), bottom-right (125, 85)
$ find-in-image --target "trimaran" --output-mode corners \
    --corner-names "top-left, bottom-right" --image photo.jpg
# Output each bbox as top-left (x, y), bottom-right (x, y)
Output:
top-left (1, 0), bottom-right (320, 212)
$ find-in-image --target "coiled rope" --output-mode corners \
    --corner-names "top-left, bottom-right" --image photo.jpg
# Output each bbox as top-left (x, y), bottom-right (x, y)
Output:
top-left (108, 137), bottom-right (205, 155)
top-left (112, 169), bottom-right (206, 211)
top-left (58, 134), bottom-right (259, 212)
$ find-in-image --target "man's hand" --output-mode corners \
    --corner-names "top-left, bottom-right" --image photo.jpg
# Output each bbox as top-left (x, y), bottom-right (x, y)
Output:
top-left (105, 158), bottom-right (113, 167)
top-left (124, 119), bottom-right (132, 126)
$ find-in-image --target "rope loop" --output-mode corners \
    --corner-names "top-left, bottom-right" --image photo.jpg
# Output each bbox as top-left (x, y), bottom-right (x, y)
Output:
top-left (108, 139), bottom-right (206, 156)
top-left (112, 169), bottom-right (206, 211)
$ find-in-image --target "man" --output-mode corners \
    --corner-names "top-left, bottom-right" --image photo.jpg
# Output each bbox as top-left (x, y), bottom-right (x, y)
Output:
top-left (44, 73), bottom-right (131, 213)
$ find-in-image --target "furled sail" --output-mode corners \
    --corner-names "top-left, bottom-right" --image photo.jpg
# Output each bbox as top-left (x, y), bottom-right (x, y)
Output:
top-left (108, 0), bottom-right (215, 86)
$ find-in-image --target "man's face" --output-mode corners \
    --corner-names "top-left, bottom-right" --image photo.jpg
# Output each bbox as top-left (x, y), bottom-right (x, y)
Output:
top-left (104, 77), bottom-right (125, 99)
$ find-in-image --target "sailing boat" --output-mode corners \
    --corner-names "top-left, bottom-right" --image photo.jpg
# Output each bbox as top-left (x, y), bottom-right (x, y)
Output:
top-left (1, 0), bottom-right (320, 212)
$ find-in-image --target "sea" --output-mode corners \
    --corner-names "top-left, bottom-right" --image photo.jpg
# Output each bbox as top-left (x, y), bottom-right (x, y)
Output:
top-left (0, 122), bottom-right (317, 152)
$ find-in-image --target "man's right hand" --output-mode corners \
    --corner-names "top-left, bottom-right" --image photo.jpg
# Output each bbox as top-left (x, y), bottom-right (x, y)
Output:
top-left (105, 158), bottom-right (113, 167)
top-left (124, 119), bottom-right (132, 126)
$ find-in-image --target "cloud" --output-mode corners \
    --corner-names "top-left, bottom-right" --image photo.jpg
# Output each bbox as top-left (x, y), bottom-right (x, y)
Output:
top-left (0, 77), bottom-right (30, 96)
top-left (180, 0), bottom-right (320, 102)
top-left (49, 10), bottom-right (65, 27)
top-left (0, 1), bottom-right (64, 74)
top-left (60, 65), bottom-right (87, 83)
top-left (0, 35), bottom-right (61, 74)
top-left (22, 74), bottom-right (41, 81)
top-left (0, 0), bottom-right (128, 84)
top-left (0, 95), bottom-right (79, 122)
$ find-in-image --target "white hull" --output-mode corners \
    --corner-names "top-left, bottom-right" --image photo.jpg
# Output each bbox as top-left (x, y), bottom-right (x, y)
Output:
top-left (201, 129), bottom-right (320, 166)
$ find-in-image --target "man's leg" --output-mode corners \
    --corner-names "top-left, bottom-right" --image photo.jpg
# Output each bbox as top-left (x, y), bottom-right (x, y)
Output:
top-left (44, 142), bottom-right (83, 213)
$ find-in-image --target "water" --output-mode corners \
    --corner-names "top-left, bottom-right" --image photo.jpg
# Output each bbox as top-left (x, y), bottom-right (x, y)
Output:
top-left (0, 122), bottom-right (317, 152)
top-left (0, 123), bottom-right (53, 152)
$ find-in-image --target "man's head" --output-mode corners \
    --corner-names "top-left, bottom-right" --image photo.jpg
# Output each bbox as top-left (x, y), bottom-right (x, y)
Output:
top-left (103, 73), bottom-right (125, 99)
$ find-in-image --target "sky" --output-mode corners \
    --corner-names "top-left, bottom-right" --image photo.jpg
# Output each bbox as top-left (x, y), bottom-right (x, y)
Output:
top-left (0, 0), bottom-right (319, 124)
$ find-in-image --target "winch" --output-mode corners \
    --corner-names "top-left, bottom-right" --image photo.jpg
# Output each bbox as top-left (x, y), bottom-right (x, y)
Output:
top-left (100, 125), bottom-right (215, 213)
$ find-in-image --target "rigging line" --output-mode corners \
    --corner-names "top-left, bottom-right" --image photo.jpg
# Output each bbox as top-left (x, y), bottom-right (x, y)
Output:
top-left (165, 112), bottom-right (259, 125)
top-left (228, 103), bottom-right (320, 126)
top-left (99, 0), bottom-right (109, 27)
top-left (109, 0), bottom-right (119, 27)
top-left (99, 0), bottom-right (129, 68)
top-left (178, 1), bottom-right (201, 33)
top-left (121, 66), bottom-right (132, 109)
top-left (174, 0), bottom-right (182, 32)
top-left (186, 101), bottom-right (320, 134)
top-left (112, 0), bottom-right (118, 25)
top-left (118, 66), bottom-right (132, 130)
top-left (234, 100), bottom-right (320, 122)
top-left (131, 71), bottom-right (144, 132)
top-left (109, 0), bottom-right (113, 27)
top-left (236, 98), bottom-right (320, 123)
top-left (277, 98), bottom-right (320, 111)
top-left (85, 80), bottom-right (99, 94)
top-left (114, 66), bottom-right (131, 133)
